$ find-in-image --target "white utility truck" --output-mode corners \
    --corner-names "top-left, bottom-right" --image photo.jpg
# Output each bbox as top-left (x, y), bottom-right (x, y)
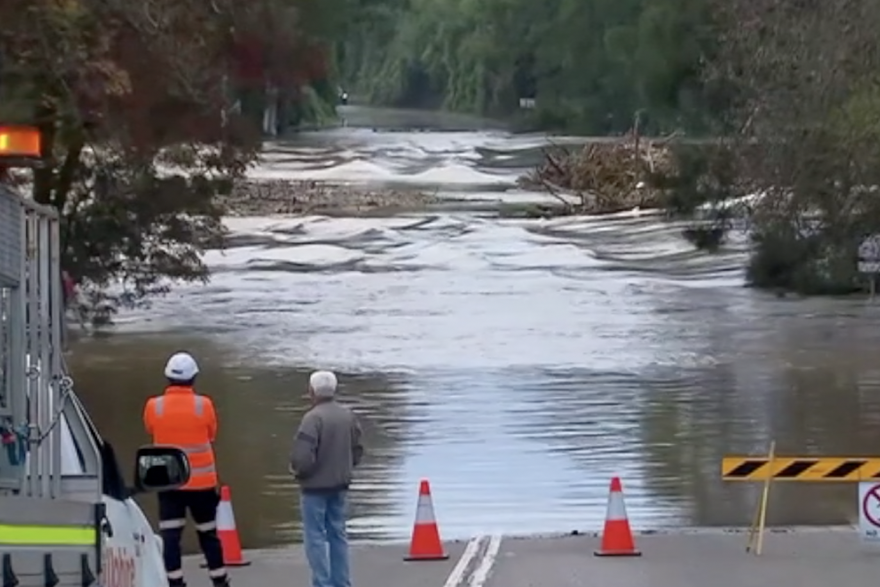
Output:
top-left (0, 125), bottom-right (190, 587)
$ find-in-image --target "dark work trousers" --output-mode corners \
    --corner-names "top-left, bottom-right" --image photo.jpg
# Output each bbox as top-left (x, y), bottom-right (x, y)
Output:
top-left (158, 488), bottom-right (228, 586)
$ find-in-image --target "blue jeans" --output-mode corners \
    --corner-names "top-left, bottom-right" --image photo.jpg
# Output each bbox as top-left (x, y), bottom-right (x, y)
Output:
top-left (301, 490), bottom-right (351, 587)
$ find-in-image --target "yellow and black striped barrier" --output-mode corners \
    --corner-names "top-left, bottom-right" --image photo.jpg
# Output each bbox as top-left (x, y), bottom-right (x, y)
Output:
top-left (722, 456), bottom-right (880, 481)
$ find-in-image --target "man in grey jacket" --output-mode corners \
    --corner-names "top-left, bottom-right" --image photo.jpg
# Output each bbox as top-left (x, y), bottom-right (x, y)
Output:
top-left (290, 370), bottom-right (365, 587)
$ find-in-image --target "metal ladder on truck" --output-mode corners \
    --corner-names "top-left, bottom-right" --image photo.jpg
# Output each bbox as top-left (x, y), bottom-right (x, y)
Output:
top-left (0, 172), bottom-right (104, 586)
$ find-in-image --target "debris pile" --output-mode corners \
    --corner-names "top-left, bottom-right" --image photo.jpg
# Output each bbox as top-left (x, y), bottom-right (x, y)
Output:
top-left (521, 139), bottom-right (677, 214)
top-left (219, 179), bottom-right (440, 216)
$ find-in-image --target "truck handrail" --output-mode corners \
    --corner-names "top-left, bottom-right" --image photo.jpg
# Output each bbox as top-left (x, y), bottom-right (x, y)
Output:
top-left (0, 181), bottom-right (102, 498)
top-left (0, 130), bottom-right (106, 586)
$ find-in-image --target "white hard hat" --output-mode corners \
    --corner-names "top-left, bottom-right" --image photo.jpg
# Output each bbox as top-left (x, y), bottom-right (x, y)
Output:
top-left (309, 370), bottom-right (338, 397)
top-left (164, 352), bottom-right (199, 381)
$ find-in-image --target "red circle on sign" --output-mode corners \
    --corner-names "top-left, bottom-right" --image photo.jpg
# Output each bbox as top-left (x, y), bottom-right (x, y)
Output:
top-left (863, 485), bottom-right (880, 526)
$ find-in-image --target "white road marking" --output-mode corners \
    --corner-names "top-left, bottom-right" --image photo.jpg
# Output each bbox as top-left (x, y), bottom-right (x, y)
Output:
top-left (467, 534), bottom-right (502, 587)
top-left (442, 535), bottom-right (486, 587)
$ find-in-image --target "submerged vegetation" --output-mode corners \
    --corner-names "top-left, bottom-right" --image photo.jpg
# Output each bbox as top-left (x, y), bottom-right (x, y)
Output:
top-left (345, 0), bottom-right (880, 296)
top-left (3, 0), bottom-right (879, 306)
top-left (674, 0), bottom-right (880, 295)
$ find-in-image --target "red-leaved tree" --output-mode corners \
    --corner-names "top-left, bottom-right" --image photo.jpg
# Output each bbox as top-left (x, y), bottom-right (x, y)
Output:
top-left (0, 0), bottom-right (341, 322)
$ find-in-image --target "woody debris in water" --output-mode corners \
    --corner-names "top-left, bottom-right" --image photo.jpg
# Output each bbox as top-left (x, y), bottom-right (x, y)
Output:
top-left (220, 179), bottom-right (441, 216)
top-left (520, 135), bottom-right (677, 214)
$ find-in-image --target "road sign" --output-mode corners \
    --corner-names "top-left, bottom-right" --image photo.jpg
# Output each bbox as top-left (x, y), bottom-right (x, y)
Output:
top-left (858, 234), bottom-right (880, 257)
top-left (721, 456), bottom-right (880, 481)
top-left (859, 482), bottom-right (880, 542)
top-left (858, 235), bottom-right (880, 273)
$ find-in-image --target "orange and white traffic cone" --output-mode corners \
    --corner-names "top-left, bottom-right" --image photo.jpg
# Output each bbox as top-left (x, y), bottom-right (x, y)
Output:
top-left (594, 476), bottom-right (641, 557)
top-left (216, 485), bottom-right (251, 567)
top-left (404, 479), bottom-right (449, 561)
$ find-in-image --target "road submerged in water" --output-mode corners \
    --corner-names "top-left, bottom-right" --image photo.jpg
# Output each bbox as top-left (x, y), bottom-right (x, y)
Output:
top-left (69, 105), bottom-right (880, 550)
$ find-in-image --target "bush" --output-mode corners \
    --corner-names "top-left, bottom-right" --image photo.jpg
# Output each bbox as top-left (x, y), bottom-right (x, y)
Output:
top-left (745, 222), bottom-right (865, 296)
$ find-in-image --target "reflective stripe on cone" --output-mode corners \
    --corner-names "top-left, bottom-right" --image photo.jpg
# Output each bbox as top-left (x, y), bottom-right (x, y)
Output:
top-left (594, 476), bottom-right (641, 557)
top-left (404, 479), bottom-right (449, 561)
top-left (201, 485), bottom-right (251, 568)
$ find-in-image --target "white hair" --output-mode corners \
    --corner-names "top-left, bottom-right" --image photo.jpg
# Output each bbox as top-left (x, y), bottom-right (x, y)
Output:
top-left (309, 370), bottom-right (338, 397)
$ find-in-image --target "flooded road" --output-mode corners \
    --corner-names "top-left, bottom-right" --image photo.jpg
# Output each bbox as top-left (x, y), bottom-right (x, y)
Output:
top-left (68, 105), bottom-right (880, 550)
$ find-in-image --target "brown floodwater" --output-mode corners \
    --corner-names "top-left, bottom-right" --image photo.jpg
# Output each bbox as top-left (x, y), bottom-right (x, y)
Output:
top-left (64, 106), bottom-right (880, 551)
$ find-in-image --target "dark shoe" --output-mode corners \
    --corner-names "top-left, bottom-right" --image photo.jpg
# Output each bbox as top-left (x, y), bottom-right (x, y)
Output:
top-left (211, 577), bottom-right (231, 587)
top-left (169, 580), bottom-right (187, 587)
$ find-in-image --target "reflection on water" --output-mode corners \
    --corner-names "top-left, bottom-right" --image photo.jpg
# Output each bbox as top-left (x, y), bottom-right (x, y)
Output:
top-left (65, 106), bottom-right (880, 550)
top-left (68, 335), bottom-right (412, 552)
top-left (69, 317), bottom-right (880, 551)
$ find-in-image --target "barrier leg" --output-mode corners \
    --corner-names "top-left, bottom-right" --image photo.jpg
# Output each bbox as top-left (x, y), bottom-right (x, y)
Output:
top-left (747, 440), bottom-right (775, 555)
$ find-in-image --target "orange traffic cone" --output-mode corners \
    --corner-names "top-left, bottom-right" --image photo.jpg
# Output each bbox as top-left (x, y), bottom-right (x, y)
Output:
top-left (594, 477), bottom-right (641, 557)
top-left (216, 485), bottom-right (251, 566)
top-left (404, 479), bottom-right (449, 561)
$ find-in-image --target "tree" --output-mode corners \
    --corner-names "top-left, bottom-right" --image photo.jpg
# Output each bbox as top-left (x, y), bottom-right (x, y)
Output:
top-left (701, 0), bottom-right (880, 294)
top-left (0, 0), bottom-right (345, 323)
top-left (336, 0), bottom-right (719, 134)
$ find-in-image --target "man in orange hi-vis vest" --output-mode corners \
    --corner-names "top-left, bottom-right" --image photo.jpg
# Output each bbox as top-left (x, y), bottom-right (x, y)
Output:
top-left (144, 351), bottom-right (231, 587)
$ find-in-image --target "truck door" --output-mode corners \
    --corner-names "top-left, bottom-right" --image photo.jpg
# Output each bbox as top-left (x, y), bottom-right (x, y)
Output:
top-left (101, 497), bottom-right (138, 587)
top-left (127, 495), bottom-right (170, 587)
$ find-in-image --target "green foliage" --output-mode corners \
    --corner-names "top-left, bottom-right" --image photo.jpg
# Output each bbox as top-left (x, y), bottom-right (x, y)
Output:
top-left (337, 0), bottom-right (720, 133)
top-left (58, 151), bottom-right (234, 321)
top-left (609, 0), bottom-right (880, 297)
top-left (292, 85), bottom-right (339, 128)
top-left (745, 222), bottom-right (863, 296)
top-left (648, 142), bottom-right (745, 252)
top-left (0, 0), bottom-right (349, 324)
top-left (651, 143), bottom-right (741, 217)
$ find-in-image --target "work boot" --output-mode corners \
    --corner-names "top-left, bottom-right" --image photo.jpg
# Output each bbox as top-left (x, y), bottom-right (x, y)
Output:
top-left (211, 577), bottom-right (231, 587)
top-left (169, 580), bottom-right (187, 587)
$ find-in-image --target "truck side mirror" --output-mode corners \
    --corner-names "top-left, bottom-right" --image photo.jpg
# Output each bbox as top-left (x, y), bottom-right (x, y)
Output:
top-left (134, 445), bottom-right (191, 493)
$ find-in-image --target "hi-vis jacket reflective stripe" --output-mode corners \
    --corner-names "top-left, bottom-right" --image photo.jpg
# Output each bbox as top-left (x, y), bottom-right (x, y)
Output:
top-left (144, 386), bottom-right (219, 490)
top-left (0, 523), bottom-right (97, 546)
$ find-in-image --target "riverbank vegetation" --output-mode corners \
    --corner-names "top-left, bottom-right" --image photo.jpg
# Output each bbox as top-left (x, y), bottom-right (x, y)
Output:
top-left (669, 0), bottom-right (880, 295)
top-left (4, 0), bottom-right (877, 310)
top-left (337, 0), bottom-right (723, 135)
top-left (488, 0), bottom-right (880, 296)
top-left (0, 0), bottom-right (346, 322)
